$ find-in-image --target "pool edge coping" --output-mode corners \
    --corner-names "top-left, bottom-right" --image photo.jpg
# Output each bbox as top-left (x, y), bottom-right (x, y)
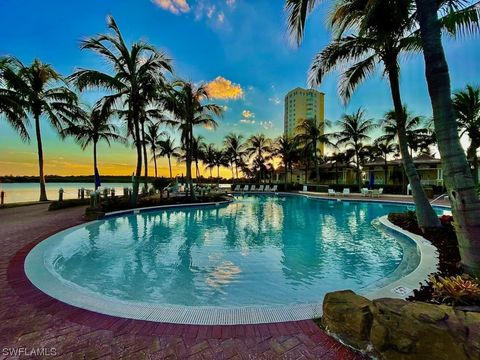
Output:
top-left (24, 195), bottom-right (442, 325)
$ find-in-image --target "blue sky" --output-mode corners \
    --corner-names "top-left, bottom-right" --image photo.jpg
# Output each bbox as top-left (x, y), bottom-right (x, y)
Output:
top-left (1, 0), bottom-right (479, 176)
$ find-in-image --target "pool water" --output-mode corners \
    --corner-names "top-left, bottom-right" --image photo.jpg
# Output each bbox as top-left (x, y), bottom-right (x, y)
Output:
top-left (43, 195), bottom-right (425, 308)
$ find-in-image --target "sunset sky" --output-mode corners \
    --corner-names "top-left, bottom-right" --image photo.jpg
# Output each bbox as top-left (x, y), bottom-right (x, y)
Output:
top-left (1, 0), bottom-right (479, 177)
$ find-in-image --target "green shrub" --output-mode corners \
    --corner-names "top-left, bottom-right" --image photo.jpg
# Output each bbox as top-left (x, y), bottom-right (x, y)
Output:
top-left (48, 198), bottom-right (90, 211)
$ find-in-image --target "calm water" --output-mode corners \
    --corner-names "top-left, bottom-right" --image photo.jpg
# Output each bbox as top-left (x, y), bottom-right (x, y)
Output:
top-left (0, 182), bottom-right (132, 203)
top-left (47, 195), bottom-right (416, 307)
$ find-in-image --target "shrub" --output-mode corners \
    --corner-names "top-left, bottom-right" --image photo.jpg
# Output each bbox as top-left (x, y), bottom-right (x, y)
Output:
top-left (429, 274), bottom-right (480, 306)
top-left (48, 198), bottom-right (90, 211)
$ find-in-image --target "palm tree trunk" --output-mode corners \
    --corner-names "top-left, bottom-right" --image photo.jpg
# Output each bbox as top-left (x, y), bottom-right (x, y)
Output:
top-left (386, 62), bottom-right (440, 229)
top-left (415, 0), bottom-right (480, 273)
top-left (131, 117), bottom-right (142, 205)
top-left (355, 150), bottom-right (361, 190)
top-left (384, 158), bottom-right (388, 186)
top-left (93, 141), bottom-right (99, 190)
top-left (166, 155), bottom-right (171, 179)
top-left (335, 162), bottom-right (339, 185)
top-left (314, 140), bottom-right (319, 183)
top-left (153, 149), bottom-right (158, 178)
top-left (141, 121), bottom-right (148, 189)
top-left (284, 162), bottom-right (288, 190)
top-left (187, 127), bottom-right (195, 199)
top-left (34, 113), bottom-right (48, 201)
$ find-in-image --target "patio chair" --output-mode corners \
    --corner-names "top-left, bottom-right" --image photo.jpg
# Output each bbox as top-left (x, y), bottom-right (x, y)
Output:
top-left (271, 185), bottom-right (278, 192)
top-left (361, 188), bottom-right (369, 197)
top-left (342, 188), bottom-right (350, 197)
top-left (250, 185), bottom-right (257, 192)
top-left (328, 189), bottom-right (336, 196)
top-left (264, 185), bottom-right (271, 192)
top-left (371, 189), bottom-right (381, 198)
top-left (242, 184), bottom-right (249, 192)
top-left (233, 185), bottom-right (241, 192)
top-left (258, 185), bottom-right (265, 192)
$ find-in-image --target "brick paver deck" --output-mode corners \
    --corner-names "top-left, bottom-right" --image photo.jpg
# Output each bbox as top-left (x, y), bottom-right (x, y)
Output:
top-left (0, 204), bottom-right (365, 359)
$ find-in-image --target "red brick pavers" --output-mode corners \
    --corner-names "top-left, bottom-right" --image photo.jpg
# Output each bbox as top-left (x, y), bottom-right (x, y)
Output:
top-left (0, 204), bottom-right (366, 359)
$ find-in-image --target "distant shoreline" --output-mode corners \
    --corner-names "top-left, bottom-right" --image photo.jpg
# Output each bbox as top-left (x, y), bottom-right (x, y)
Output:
top-left (0, 175), bottom-right (147, 183)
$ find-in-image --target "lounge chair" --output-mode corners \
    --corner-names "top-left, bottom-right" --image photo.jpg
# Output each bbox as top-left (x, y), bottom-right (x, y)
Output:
top-left (361, 188), bottom-right (369, 197)
top-left (342, 188), bottom-right (350, 197)
top-left (242, 185), bottom-right (249, 192)
top-left (328, 189), bottom-right (336, 196)
top-left (258, 185), bottom-right (265, 192)
top-left (264, 185), bottom-right (271, 192)
top-left (271, 185), bottom-right (278, 192)
top-left (371, 188), bottom-right (384, 198)
top-left (250, 185), bottom-right (257, 192)
top-left (233, 185), bottom-right (241, 192)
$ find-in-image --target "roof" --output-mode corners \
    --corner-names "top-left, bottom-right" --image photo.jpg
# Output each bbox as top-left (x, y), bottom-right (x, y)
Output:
top-left (364, 154), bottom-right (441, 167)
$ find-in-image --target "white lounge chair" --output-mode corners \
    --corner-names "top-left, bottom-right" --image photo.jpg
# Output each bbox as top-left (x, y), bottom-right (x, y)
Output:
top-left (271, 185), bottom-right (278, 192)
top-left (250, 185), bottom-right (257, 192)
top-left (328, 189), bottom-right (336, 196)
top-left (258, 185), bottom-right (265, 192)
top-left (233, 185), bottom-right (241, 192)
top-left (361, 188), bottom-right (369, 197)
top-left (342, 188), bottom-right (350, 197)
top-left (371, 188), bottom-right (384, 198)
top-left (242, 185), bottom-right (249, 192)
top-left (264, 185), bottom-right (271, 192)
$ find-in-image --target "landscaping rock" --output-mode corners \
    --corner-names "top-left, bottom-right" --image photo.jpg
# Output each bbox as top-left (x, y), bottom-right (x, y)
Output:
top-left (322, 290), bottom-right (480, 360)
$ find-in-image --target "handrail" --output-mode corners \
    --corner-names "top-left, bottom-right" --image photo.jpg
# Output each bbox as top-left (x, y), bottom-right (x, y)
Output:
top-left (430, 193), bottom-right (448, 204)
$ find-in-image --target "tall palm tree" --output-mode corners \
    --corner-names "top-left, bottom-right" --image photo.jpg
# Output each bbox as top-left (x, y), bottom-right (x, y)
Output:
top-left (295, 117), bottom-right (330, 183)
top-left (327, 149), bottom-right (355, 185)
top-left (192, 135), bottom-right (206, 179)
top-left (2, 58), bottom-right (80, 201)
top-left (273, 135), bottom-right (300, 189)
top-left (223, 133), bottom-right (246, 180)
top-left (246, 134), bottom-right (272, 183)
top-left (378, 108), bottom-right (433, 157)
top-left (62, 106), bottom-right (125, 189)
top-left (69, 16), bottom-right (172, 205)
top-left (144, 122), bottom-right (166, 178)
top-left (414, 0), bottom-right (480, 274)
top-left (285, 0), bottom-right (442, 229)
top-left (0, 59), bottom-right (29, 142)
top-left (453, 85), bottom-right (480, 185)
top-left (161, 80), bottom-right (223, 198)
top-left (332, 109), bottom-right (376, 189)
top-left (157, 135), bottom-right (181, 179)
top-left (372, 138), bottom-right (397, 186)
top-left (213, 149), bottom-right (228, 182)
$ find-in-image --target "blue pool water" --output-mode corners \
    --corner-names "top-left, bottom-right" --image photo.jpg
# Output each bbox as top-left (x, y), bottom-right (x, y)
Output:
top-left (46, 195), bottom-right (432, 307)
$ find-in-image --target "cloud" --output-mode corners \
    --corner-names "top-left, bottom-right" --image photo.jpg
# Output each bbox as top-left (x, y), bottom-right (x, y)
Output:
top-left (226, 0), bottom-right (236, 7)
top-left (260, 121), bottom-right (274, 130)
top-left (152, 0), bottom-right (190, 14)
top-left (242, 110), bottom-right (255, 119)
top-left (240, 119), bottom-right (255, 124)
top-left (217, 11), bottom-right (225, 23)
top-left (269, 96), bottom-right (281, 105)
top-left (205, 76), bottom-right (244, 100)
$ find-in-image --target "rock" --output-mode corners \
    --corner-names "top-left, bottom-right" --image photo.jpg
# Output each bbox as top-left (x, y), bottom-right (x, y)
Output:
top-left (321, 290), bottom-right (374, 349)
top-left (321, 291), bottom-right (480, 360)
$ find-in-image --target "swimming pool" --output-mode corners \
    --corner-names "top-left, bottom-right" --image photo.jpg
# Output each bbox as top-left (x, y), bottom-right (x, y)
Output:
top-left (24, 194), bottom-right (445, 324)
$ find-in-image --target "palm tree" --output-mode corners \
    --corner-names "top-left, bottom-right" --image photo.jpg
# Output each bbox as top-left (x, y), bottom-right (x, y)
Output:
top-left (246, 134), bottom-right (272, 183)
top-left (2, 58), bottom-right (80, 201)
top-left (213, 149), bottom-right (228, 182)
top-left (144, 122), bottom-right (165, 178)
top-left (157, 135), bottom-right (181, 179)
top-left (453, 85), bottom-right (480, 185)
top-left (62, 106), bottom-right (125, 189)
top-left (295, 117), bottom-right (330, 183)
top-left (273, 135), bottom-right (299, 189)
top-left (414, 1), bottom-right (480, 274)
top-left (161, 80), bottom-right (223, 198)
top-left (69, 16), bottom-right (172, 205)
top-left (192, 135), bottom-right (206, 179)
top-left (202, 143), bottom-right (217, 179)
top-left (327, 149), bottom-right (355, 185)
top-left (285, 0), bottom-right (442, 229)
top-left (0, 59), bottom-right (29, 142)
top-left (223, 133), bottom-right (246, 180)
top-left (378, 108), bottom-right (434, 157)
top-left (332, 109), bottom-right (376, 189)
top-left (372, 138), bottom-right (397, 186)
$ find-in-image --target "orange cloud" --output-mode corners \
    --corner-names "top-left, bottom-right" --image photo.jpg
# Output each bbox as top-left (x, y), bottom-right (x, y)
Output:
top-left (153, 0), bottom-right (190, 14)
top-left (205, 76), bottom-right (244, 100)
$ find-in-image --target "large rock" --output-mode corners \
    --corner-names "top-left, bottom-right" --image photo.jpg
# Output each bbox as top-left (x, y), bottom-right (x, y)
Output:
top-left (321, 291), bottom-right (480, 360)
top-left (321, 290), bottom-right (374, 349)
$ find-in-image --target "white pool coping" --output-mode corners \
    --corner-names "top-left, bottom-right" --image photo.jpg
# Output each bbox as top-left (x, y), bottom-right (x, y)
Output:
top-left (24, 196), bottom-right (441, 325)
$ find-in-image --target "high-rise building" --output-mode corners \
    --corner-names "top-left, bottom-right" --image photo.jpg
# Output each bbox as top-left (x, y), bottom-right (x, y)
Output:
top-left (284, 87), bottom-right (325, 154)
